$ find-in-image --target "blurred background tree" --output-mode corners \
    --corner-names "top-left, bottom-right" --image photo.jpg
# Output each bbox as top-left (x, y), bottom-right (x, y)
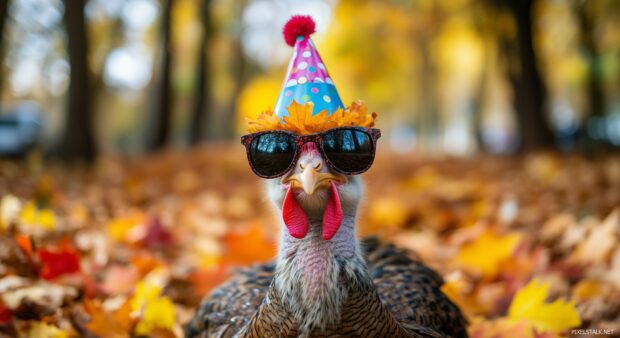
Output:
top-left (0, 0), bottom-right (618, 160)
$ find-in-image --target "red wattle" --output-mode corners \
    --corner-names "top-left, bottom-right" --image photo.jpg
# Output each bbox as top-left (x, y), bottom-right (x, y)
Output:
top-left (283, 15), bottom-right (316, 47)
top-left (322, 182), bottom-right (343, 240)
top-left (282, 185), bottom-right (309, 239)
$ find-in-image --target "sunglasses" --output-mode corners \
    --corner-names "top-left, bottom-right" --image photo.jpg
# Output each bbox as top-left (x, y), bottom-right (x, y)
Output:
top-left (241, 127), bottom-right (381, 178)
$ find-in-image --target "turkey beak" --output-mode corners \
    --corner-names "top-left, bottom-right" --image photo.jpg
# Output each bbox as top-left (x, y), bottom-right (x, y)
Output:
top-left (299, 166), bottom-right (320, 195)
top-left (285, 168), bottom-right (346, 195)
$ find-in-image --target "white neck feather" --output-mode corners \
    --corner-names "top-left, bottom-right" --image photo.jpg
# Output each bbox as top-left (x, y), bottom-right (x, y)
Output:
top-left (274, 214), bottom-right (362, 333)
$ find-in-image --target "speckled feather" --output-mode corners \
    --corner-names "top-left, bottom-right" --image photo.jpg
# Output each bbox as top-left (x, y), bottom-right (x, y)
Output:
top-left (185, 237), bottom-right (467, 338)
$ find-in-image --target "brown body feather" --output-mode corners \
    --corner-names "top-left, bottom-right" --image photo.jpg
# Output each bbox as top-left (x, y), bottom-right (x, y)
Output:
top-left (185, 237), bottom-right (468, 338)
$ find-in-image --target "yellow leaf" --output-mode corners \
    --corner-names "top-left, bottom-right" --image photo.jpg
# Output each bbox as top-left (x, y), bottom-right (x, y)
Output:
top-left (454, 231), bottom-right (521, 278)
top-left (573, 279), bottom-right (603, 300)
top-left (440, 272), bottom-right (485, 317)
top-left (18, 201), bottom-right (56, 230)
top-left (106, 211), bottom-right (145, 243)
top-left (130, 281), bottom-right (163, 312)
top-left (134, 296), bottom-right (176, 336)
top-left (368, 197), bottom-right (408, 229)
top-left (130, 277), bottom-right (176, 336)
top-left (508, 279), bottom-right (581, 333)
top-left (21, 322), bottom-right (69, 338)
top-left (569, 209), bottom-right (619, 265)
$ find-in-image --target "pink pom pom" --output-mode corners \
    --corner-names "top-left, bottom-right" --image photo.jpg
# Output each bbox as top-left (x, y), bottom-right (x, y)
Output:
top-left (283, 15), bottom-right (316, 47)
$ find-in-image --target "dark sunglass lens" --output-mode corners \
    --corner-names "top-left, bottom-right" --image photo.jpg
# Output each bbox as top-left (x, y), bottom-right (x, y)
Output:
top-left (322, 129), bottom-right (374, 173)
top-left (249, 133), bottom-right (296, 177)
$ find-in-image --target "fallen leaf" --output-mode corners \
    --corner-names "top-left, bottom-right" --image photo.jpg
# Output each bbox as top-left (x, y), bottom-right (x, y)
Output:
top-left (83, 299), bottom-right (133, 338)
top-left (570, 209), bottom-right (619, 265)
top-left (0, 194), bottom-right (21, 231)
top-left (139, 217), bottom-right (173, 249)
top-left (572, 279), bottom-right (603, 301)
top-left (37, 240), bottom-right (81, 280)
top-left (20, 321), bottom-right (69, 338)
top-left (102, 265), bottom-right (140, 295)
top-left (1, 278), bottom-right (78, 313)
top-left (106, 211), bottom-right (145, 243)
top-left (134, 296), bottom-right (176, 336)
top-left (468, 316), bottom-right (534, 338)
top-left (0, 301), bottom-right (12, 324)
top-left (18, 201), bottom-right (56, 231)
top-left (441, 271), bottom-right (485, 317)
top-left (130, 279), bottom-right (176, 336)
top-left (508, 278), bottom-right (581, 333)
top-left (367, 197), bottom-right (408, 230)
top-left (15, 234), bottom-right (34, 258)
top-left (454, 231), bottom-right (521, 278)
top-left (223, 222), bottom-right (276, 264)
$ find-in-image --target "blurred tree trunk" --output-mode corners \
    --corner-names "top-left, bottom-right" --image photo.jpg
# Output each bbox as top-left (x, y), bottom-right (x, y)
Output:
top-left (415, 2), bottom-right (441, 151)
top-left (472, 39), bottom-right (491, 152)
top-left (574, 1), bottom-right (605, 120)
top-left (146, 0), bottom-right (174, 151)
top-left (220, 35), bottom-right (246, 139)
top-left (0, 0), bottom-right (10, 100)
top-left (573, 0), bottom-right (606, 150)
top-left (504, 0), bottom-right (555, 151)
top-left (210, 0), bottom-right (246, 139)
top-left (418, 36), bottom-right (439, 150)
top-left (189, 0), bottom-right (212, 144)
top-left (60, 0), bottom-right (96, 161)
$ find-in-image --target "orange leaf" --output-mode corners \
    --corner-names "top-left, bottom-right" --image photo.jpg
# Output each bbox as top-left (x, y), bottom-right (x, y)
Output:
top-left (223, 222), bottom-right (276, 265)
top-left (15, 234), bottom-right (34, 258)
top-left (84, 299), bottom-right (134, 338)
top-left (246, 100), bottom-right (377, 134)
top-left (189, 265), bottom-right (231, 297)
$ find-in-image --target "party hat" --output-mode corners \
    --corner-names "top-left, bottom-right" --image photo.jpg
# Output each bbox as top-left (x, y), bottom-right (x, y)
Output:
top-left (274, 15), bottom-right (345, 118)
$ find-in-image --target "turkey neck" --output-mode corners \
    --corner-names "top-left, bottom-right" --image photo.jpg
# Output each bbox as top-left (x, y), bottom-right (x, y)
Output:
top-left (242, 216), bottom-right (417, 337)
top-left (274, 214), bottom-right (362, 332)
top-left (278, 213), bottom-right (358, 287)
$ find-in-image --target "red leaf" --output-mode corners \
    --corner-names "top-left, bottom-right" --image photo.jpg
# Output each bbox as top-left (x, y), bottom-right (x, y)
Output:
top-left (37, 240), bottom-right (81, 280)
top-left (0, 303), bottom-right (12, 324)
top-left (140, 218), bottom-right (172, 248)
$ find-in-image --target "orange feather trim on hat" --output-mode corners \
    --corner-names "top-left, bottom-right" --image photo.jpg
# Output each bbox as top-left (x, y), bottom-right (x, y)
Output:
top-left (246, 100), bottom-right (377, 135)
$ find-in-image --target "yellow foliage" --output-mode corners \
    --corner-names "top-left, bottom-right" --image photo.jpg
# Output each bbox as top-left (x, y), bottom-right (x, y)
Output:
top-left (130, 279), bottom-right (176, 336)
top-left (368, 197), bottom-right (408, 229)
top-left (440, 272), bottom-right (486, 318)
top-left (134, 296), bottom-right (176, 336)
top-left (245, 100), bottom-right (377, 134)
top-left (237, 76), bottom-right (281, 133)
top-left (106, 212), bottom-right (145, 243)
top-left (468, 316), bottom-right (537, 338)
top-left (572, 279), bottom-right (602, 300)
top-left (22, 322), bottom-right (69, 338)
top-left (130, 280), bottom-right (163, 312)
top-left (454, 231), bottom-right (521, 278)
top-left (18, 201), bottom-right (56, 230)
top-left (508, 279), bottom-right (581, 333)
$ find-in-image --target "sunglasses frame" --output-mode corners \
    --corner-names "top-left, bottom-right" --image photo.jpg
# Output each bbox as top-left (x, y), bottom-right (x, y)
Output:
top-left (241, 127), bottom-right (381, 178)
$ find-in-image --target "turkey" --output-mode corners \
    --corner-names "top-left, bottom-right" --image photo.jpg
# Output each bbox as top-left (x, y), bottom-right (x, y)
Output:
top-left (185, 15), bottom-right (468, 338)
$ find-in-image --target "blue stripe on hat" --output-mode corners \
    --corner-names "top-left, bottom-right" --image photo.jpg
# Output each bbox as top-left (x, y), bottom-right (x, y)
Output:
top-left (274, 83), bottom-right (344, 118)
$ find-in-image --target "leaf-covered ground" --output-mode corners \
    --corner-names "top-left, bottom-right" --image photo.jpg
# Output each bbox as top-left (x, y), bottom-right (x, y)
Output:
top-left (0, 146), bottom-right (619, 337)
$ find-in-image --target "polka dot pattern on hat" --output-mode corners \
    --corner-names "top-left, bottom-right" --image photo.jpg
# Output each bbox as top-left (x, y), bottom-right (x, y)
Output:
top-left (274, 16), bottom-right (345, 118)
